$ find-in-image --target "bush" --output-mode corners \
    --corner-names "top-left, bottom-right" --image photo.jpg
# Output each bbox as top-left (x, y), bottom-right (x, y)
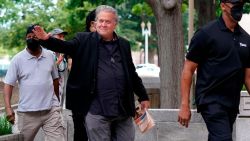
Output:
top-left (0, 115), bottom-right (12, 135)
top-left (242, 85), bottom-right (247, 91)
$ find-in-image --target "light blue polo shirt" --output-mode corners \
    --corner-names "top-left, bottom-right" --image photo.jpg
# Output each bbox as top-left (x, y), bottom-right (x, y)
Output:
top-left (4, 47), bottom-right (59, 112)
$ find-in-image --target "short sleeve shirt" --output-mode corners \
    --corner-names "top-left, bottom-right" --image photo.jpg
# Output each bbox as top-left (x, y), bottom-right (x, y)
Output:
top-left (4, 48), bottom-right (59, 112)
top-left (186, 16), bottom-right (250, 109)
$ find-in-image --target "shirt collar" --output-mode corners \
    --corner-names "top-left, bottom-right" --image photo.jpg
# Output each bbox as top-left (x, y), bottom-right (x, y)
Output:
top-left (95, 32), bottom-right (119, 42)
top-left (24, 47), bottom-right (46, 60)
top-left (218, 16), bottom-right (241, 34)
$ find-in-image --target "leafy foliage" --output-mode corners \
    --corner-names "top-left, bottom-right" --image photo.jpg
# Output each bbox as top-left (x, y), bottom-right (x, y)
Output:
top-left (0, 0), bottom-right (59, 56)
top-left (0, 115), bottom-right (12, 136)
top-left (0, 0), bottom-right (158, 56)
top-left (2, 0), bottom-right (248, 57)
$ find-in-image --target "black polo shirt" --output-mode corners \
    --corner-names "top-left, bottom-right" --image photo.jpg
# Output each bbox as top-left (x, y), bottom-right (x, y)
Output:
top-left (187, 16), bottom-right (250, 111)
top-left (89, 37), bottom-right (127, 117)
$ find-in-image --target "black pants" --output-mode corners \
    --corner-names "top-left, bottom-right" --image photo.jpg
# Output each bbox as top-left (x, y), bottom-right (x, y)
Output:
top-left (200, 103), bottom-right (238, 141)
top-left (72, 111), bottom-right (88, 141)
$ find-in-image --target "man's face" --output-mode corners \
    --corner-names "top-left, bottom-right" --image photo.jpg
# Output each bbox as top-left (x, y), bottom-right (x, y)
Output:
top-left (26, 32), bottom-right (40, 51)
top-left (95, 11), bottom-right (117, 40)
top-left (90, 21), bottom-right (96, 32)
top-left (222, 1), bottom-right (244, 22)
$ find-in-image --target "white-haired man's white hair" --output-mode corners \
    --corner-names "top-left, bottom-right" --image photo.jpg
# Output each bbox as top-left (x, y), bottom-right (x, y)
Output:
top-left (95, 5), bottom-right (119, 23)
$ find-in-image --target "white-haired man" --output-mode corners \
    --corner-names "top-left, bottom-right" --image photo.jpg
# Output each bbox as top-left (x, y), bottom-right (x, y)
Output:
top-left (33, 5), bottom-right (150, 141)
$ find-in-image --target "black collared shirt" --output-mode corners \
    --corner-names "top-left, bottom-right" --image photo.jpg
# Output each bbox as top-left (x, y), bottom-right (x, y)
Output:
top-left (187, 16), bottom-right (250, 110)
top-left (89, 38), bottom-right (127, 117)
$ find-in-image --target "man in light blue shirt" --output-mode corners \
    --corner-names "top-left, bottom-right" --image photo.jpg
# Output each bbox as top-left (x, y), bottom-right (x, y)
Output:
top-left (3, 24), bottom-right (65, 141)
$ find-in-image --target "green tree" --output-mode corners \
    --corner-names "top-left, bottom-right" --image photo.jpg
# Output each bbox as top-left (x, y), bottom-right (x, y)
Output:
top-left (0, 0), bottom-right (59, 56)
top-left (0, 0), bottom-right (158, 57)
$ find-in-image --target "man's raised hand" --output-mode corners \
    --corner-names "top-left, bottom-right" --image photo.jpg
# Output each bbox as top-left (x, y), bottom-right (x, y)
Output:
top-left (32, 26), bottom-right (50, 40)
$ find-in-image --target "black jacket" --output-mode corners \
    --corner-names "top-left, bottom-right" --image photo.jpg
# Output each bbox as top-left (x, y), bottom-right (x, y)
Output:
top-left (41, 32), bottom-right (149, 116)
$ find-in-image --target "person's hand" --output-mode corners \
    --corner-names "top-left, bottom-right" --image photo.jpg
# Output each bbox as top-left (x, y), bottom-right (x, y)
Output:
top-left (140, 100), bottom-right (150, 111)
top-left (178, 105), bottom-right (191, 128)
top-left (56, 54), bottom-right (64, 65)
top-left (32, 26), bottom-right (50, 40)
top-left (5, 107), bottom-right (15, 124)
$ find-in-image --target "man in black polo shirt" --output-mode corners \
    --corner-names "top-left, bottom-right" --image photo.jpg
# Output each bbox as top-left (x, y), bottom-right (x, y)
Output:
top-left (178, 0), bottom-right (250, 140)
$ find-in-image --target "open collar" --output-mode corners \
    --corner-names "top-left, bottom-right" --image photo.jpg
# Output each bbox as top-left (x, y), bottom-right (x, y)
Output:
top-left (217, 16), bottom-right (241, 34)
top-left (24, 47), bottom-right (46, 60)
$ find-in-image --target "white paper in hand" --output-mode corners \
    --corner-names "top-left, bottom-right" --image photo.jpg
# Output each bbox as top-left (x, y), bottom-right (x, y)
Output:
top-left (134, 109), bottom-right (155, 133)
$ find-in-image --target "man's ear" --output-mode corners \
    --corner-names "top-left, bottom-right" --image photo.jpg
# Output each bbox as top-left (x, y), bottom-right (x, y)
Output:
top-left (220, 3), bottom-right (226, 11)
top-left (90, 21), bottom-right (95, 26)
top-left (93, 21), bottom-right (97, 28)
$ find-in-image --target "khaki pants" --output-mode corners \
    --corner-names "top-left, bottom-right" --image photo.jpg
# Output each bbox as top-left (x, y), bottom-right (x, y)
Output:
top-left (17, 106), bottom-right (65, 141)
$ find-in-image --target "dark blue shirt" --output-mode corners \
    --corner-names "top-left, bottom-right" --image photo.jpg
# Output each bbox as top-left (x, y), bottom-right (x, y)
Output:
top-left (89, 39), bottom-right (127, 117)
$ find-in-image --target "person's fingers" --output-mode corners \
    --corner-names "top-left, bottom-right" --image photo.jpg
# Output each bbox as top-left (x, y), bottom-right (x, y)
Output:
top-left (32, 26), bottom-right (50, 40)
top-left (179, 119), bottom-right (185, 126)
top-left (6, 114), bottom-right (15, 124)
top-left (141, 101), bottom-right (150, 109)
top-left (34, 25), bottom-right (41, 31)
top-left (33, 26), bottom-right (38, 32)
top-left (141, 104), bottom-right (145, 110)
top-left (178, 116), bottom-right (183, 124)
top-left (182, 121), bottom-right (188, 127)
top-left (33, 26), bottom-right (44, 35)
top-left (179, 120), bottom-right (187, 127)
top-left (178, 115), bottom-right (190, 127)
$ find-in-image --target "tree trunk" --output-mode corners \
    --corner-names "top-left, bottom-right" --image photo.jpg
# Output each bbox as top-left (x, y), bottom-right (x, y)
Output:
top-left (195, 0), bottom-right (216, 28)
top-left (148, 48), bottom-right (157, 64)
top-left (146, 0), bottom-right (184, 108)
